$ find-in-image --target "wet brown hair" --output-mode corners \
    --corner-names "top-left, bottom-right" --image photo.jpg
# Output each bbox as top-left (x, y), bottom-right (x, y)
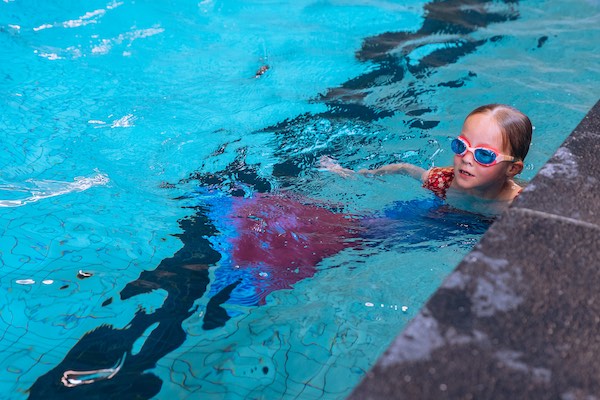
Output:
top-left (466, 104), bottom-right (533, 161)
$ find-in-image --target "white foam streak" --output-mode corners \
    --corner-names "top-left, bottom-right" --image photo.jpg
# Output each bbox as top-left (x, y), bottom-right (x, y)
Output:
top-left (88, 114), bottom-right (136, 128)
top-left (90, 27), bottom-right (165, 55)
top-left (0, 172), bottom-right (109, 208)
top-left (111, 114), bottom-right (136, 128)
top-left (62, 9), bottom-right (106, 28)
top-left (32, 1), bottom-right (123, 33)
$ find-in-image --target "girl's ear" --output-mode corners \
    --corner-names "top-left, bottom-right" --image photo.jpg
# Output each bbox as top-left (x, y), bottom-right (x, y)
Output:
top-left (507, 160), bottom-right (524, 177)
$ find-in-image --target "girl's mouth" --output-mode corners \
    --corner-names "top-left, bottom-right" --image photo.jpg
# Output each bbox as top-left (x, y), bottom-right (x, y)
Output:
top-left (459, 169), bottom-right (474, 177)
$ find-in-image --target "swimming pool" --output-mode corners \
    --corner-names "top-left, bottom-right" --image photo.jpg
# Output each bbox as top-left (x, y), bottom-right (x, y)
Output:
top-left (1, 0), bottom-right (599, 398)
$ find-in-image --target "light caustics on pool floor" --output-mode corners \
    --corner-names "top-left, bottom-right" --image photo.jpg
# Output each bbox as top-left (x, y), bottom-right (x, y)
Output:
top-left (1, 0), bottom-right (599, 399)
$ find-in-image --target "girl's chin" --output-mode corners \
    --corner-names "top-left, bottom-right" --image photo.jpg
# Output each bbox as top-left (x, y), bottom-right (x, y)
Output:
top-left (455, 172), bottom-right (473, 183)
top-left (453, 176), bottom-right (479, 191)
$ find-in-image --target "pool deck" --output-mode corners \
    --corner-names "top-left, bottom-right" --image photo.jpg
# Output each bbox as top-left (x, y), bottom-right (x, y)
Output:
top-left (349, 99), bottom-right (600, 399)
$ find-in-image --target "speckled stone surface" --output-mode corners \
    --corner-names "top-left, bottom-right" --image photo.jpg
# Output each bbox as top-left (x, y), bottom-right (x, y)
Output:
top-left (349, 100), bottom-right (600, 400)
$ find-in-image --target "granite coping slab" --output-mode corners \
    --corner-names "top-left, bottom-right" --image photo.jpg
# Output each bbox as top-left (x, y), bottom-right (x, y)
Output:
top-left (349, 99), bottom-right (600, 400)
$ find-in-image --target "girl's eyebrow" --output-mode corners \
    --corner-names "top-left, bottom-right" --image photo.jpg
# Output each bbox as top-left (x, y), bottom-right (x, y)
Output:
top-left (460, 133), bottom-right (500, 149)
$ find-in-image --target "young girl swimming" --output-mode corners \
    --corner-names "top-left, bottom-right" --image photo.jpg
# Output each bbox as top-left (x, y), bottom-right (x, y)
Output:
top-left (321, 104), bottom-right (532, 212)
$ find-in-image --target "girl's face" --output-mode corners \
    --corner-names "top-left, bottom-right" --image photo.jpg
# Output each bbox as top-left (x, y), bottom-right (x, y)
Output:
top-left (452, 113), bottom-right (515, 197)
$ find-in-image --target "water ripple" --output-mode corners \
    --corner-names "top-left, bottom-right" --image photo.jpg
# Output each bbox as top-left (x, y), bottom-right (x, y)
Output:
top-left (0, 172), bottom-right (109, 207)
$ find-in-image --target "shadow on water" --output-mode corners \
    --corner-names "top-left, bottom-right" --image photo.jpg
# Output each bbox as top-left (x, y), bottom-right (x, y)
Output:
top-left (28, 0), bottom-right (519, 398)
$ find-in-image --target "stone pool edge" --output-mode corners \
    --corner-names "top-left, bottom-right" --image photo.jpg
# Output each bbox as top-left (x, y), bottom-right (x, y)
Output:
top-left (348, 99), bottom-right (600, 399)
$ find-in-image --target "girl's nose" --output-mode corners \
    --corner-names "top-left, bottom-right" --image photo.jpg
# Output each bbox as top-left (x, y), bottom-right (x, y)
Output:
top-left (461, 150), bottom-right (475, 165)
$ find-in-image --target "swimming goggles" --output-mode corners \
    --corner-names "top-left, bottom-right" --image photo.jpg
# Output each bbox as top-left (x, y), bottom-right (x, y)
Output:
top-left (450, 136), bottom-right (516, 166)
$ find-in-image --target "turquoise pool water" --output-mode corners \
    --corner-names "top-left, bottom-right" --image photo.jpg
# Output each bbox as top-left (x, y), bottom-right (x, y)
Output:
top-left (1, 0), bottom-right (599, 398)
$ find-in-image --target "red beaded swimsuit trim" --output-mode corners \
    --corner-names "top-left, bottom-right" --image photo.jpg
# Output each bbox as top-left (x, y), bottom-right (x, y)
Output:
top-left (422, 167), bottom-right (454, 199)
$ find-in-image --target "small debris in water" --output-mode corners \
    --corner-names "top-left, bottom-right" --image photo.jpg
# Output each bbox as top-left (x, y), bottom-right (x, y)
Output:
top-left (254, 65), bottom-right (269, 78)
top-left (42, 280), bottom-right (54, 285)
top-left (77, 270), bottom-right (93, 279)
top-left (401, 306), bottom-right (409, 312)
top-left (16, 279), bottom-right (35, 285)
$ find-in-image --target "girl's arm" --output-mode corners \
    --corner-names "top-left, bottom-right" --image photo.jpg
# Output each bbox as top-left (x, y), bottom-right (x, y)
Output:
top-left (320, 156), bottom-right (428, 182)
top-left (358, 163), bottom-right (428, 182)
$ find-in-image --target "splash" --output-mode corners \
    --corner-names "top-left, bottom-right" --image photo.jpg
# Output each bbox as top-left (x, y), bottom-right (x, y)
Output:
top-left (0, 172), bottom-right (109, 207)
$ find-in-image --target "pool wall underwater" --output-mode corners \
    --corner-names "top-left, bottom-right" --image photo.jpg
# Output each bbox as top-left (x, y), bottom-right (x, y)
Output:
top-left (349, 99), bottom-right (600, 399)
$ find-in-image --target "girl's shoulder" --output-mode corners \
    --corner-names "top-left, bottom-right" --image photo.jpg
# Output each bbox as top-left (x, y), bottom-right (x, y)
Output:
top-left (423, 167), bottom-right (454, 199)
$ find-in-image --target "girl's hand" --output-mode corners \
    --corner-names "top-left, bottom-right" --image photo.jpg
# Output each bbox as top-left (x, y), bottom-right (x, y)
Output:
top-left (319, 156), bottom-right (355, 178)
